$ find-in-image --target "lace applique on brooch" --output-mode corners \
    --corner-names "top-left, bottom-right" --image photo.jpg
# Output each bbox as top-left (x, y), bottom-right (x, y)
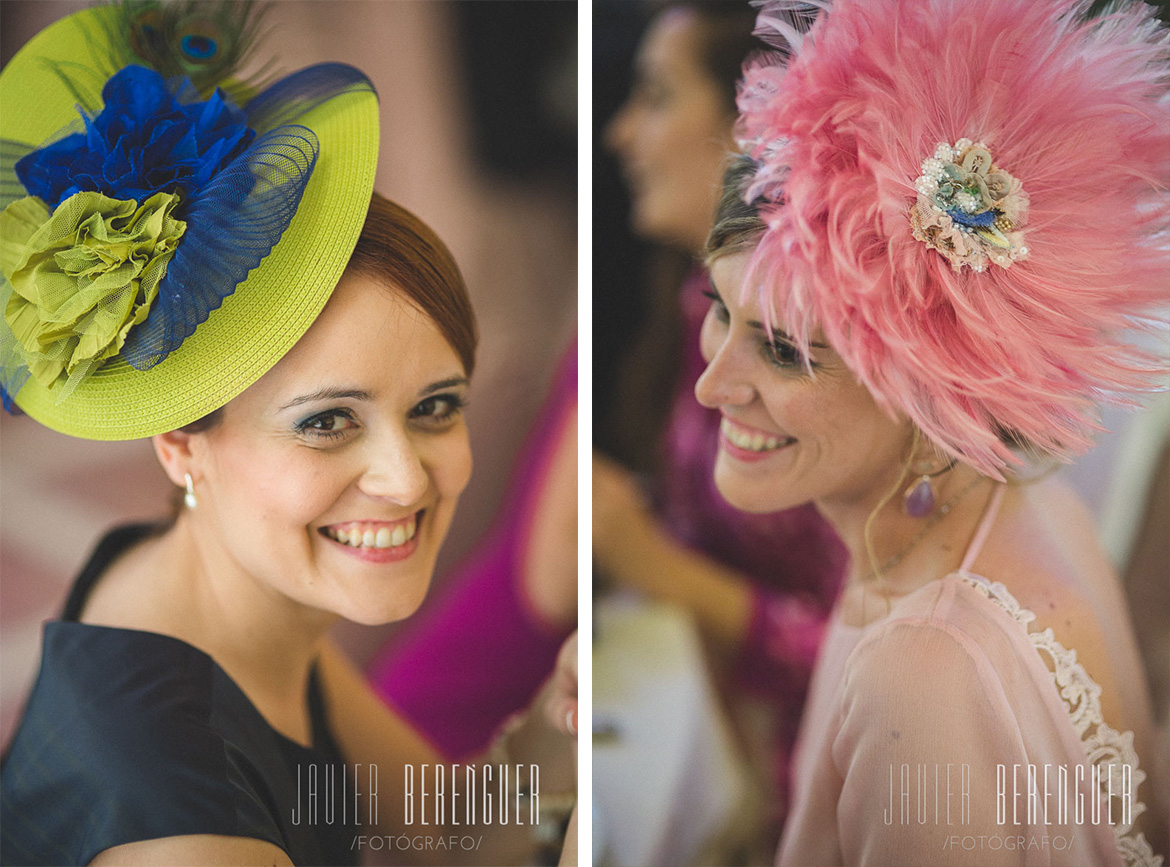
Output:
top-left (959, 574), bottom-right (1162, 867)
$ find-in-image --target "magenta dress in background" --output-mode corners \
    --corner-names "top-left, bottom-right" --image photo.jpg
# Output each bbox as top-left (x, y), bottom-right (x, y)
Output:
top-left (368, 340), bottom-right (577, 760)
top-left (655, 268), bottom-right (848, 817)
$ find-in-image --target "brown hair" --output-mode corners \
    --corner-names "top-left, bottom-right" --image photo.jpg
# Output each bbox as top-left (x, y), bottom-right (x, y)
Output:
top-left (705, 153), bottom-right (767, 262)
top-left (348, 191), bottom-right (478, 376)
top-left (181, 192), bottom-right (477, 434)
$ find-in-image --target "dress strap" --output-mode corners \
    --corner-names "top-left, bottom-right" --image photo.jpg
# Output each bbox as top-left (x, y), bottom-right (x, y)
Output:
top-left (958, 482), bottom-right (1005, 574)
top-left (959, 574), bottom-right (1162, 866)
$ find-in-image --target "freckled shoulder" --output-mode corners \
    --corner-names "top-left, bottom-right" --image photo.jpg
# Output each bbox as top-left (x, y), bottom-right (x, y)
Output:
top-left (960, 478), bottom-right (1124, 730)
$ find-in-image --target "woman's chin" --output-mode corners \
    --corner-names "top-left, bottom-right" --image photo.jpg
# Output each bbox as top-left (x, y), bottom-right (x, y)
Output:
top-left (328, 576), bottom-right (434, 626)
top-left (713, 461), bottom-right (806, 515)
top-left (340, 597), bottom-right (426, 627)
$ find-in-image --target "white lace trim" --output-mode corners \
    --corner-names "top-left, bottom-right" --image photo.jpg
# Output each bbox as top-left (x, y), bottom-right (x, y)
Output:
top-left (959, 574), bottom-right (1162, 867)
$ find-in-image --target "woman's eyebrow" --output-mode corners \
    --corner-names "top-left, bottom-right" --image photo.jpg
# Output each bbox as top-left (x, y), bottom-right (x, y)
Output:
top-left (745, 319), bottom-right (831, 350)
top-left (279, 387), bottom-right (373, 411)
top-left (709, 274), bottom-right (829, 349)
top-left (419, 377), bottom-right (469, 396)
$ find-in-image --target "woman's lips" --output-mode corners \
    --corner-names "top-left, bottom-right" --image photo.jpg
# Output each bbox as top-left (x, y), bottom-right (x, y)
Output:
top-left (719, 417), bottom-right (796, 463)
top-left (319, 513), bottom-right (421, 563)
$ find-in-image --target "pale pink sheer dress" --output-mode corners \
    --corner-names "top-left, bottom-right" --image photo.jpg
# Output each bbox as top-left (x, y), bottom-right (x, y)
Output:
top-left (778, 486), bottom-right (1162, 867)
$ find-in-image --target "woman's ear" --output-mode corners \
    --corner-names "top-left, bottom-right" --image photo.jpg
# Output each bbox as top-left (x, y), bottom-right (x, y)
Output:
top-left (152, 430), bottom-right (198, 488)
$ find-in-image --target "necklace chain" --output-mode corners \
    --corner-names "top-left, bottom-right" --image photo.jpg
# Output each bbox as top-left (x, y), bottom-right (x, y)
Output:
top-left (858, 473), bottom-right (985, 585)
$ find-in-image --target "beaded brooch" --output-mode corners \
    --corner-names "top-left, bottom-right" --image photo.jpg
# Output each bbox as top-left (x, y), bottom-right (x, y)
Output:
top-left (909, 139), bottom-right (1029, 273)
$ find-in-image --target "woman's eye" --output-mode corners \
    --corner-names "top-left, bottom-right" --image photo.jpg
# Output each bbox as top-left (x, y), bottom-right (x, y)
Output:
top-left (295, 409), bottom-right (358, 440)
top-left (702, 289), bottom-right (729, 324)
top-left (411, 394), bottom-right (466, 427)
top-left (765, 338), bottom-right (809, 369)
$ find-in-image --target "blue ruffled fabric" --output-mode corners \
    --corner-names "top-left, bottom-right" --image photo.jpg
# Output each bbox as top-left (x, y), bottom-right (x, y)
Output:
top-left (121, 126), bottom-right (319, 370)
top-left (1, 63), bottom-right (376, 402)
top-left (15, 66), bottom-right (254, 209)
top-left (245, 62), bottom-right (375, 133)
top-left (0, 384), bottom-right (20, 414)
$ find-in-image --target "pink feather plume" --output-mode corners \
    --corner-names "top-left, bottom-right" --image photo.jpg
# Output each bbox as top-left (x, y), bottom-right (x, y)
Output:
top-left (738, 0), bottom-right (1170, 479)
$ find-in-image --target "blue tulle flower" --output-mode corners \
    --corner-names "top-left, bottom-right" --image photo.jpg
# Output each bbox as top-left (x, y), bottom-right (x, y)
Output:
top-left (0, 61), bottom-right (372, 404)
top-left (14, 65), bottom-right (254, 209)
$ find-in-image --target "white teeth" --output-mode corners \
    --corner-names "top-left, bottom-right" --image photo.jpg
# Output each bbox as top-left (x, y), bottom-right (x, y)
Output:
top-left (721, 418), bottom-right (790, 453)
top-left (325, 519), bottom-right (419, 549)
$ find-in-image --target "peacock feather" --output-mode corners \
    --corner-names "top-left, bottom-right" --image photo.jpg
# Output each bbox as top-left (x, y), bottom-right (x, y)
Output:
top-left (105, 1), bottom-right (270, 99)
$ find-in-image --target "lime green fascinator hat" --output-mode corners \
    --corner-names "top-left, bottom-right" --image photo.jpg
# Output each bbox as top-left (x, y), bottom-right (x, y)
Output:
top-left (0, 1), bottom-right (379, 439)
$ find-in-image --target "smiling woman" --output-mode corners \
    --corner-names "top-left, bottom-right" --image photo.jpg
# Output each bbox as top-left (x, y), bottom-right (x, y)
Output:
top-left (0, 6), bottom-right (577, 866)
top-left (697, 251), bottom-right (912, 517)
top-left (138, 195), bottom-right (477, 631)
top-left (142, 263), bottom-right (475, 634)
top-left (696, 0), bottom-right (1169, 862)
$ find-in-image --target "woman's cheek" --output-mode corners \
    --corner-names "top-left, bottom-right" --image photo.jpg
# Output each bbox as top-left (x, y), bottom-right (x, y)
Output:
top-left (435, 427), bottom-right (473, 501)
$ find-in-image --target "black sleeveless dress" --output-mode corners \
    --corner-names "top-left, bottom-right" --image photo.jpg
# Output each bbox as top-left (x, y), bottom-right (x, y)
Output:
top-left (1, 525), bottom-right (357, 866)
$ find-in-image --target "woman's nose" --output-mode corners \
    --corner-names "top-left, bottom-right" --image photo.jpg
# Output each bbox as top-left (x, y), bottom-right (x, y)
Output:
top-left (695, 334), bottom-right (755, 410)
top-left (357, 433), bottom-right (429, 505)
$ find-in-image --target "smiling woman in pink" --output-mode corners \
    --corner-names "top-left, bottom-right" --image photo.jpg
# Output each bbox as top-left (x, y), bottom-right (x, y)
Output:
top-left (694, 0), bottom-right (1169, 864)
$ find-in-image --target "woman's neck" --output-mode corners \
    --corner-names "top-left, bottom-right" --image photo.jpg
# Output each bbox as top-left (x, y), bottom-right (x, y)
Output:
top-left (177, 518), bottom-right (332, 670)
top-left (816, 465), bottom-right (996, 597)
top-left (130, 519), bottom-right (334, 744)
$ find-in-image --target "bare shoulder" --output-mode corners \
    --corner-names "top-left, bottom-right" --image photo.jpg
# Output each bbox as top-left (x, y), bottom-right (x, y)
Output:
top-left (969, 477), bottom-right (1121, 707)
top-left (973, 478), bottom-right (1106, 611)
top-left (89, 835), bottom-right (292, 866)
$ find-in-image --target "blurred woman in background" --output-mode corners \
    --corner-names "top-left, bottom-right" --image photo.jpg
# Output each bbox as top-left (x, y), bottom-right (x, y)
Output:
top-left (594, 0), bottom-right (846, 846)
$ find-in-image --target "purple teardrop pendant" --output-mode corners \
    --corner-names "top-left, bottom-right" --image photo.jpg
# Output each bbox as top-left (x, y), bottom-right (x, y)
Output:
top-left (904, 476), bottom-right (935, 518)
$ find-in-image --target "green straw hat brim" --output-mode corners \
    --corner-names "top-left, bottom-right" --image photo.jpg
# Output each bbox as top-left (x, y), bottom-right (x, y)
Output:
top-left (1, 7), bottom-right (379, 440)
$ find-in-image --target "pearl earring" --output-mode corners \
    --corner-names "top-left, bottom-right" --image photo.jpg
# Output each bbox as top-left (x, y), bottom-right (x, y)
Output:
top-left (184, 473), bottom-right (197, 510)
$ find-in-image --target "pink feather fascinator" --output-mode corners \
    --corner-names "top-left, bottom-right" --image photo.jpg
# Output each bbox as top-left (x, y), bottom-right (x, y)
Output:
top-left (738, 0), bottom-right (1170, 479)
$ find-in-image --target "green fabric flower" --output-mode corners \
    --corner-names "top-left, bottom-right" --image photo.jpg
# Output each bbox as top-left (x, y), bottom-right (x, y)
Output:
top-left (0, 190), bottom-right (186, 394)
